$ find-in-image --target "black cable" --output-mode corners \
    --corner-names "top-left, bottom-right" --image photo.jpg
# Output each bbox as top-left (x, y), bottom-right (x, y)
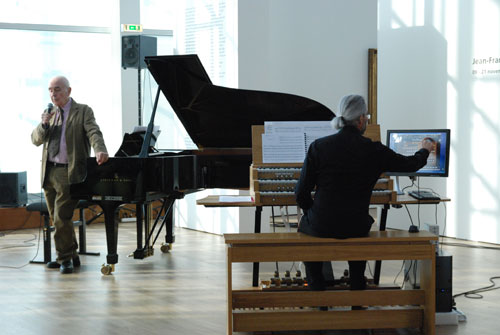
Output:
top-left (398, 189), bottom-right (500, 299)
top-left (0, 192), bottom-right (43, 263)
top-left (403, 204), bottom-right (414, 226)
top-left (437, 210), bottom-right (500, 300)
top-left (0, 204), bottom-right (43, 269)
top-left (366, 260), bottom-right (374, 277)
top-left (404, 260), bottom-right (414, 285)
top-left (0, 262), bottom-right (31, 269)
top-left (401, 177), bottom-right (415, 194)
top-left (393, 259), bottom-right (408, 286)
top-left (405, 179), bottom-right (444, 232)
top-left (453, 276), bottom-right (500, 299)
top-left (0, 233), bottom-right (37, 249)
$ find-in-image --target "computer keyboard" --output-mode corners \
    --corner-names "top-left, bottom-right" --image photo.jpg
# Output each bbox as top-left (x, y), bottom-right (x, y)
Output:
top-left (408, 190), bottom-right (440, 200)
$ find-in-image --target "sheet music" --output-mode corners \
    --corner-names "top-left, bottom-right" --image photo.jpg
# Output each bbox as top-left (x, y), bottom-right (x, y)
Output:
top-left (133, 125), bottom-right (161, 139)
top-left (262, 121), bottom-right (336, 163)
top-left (264, 121), bottom-right (333, 135)
top-left (304, 129), bottom-right (337, 149)
top-left (262, 133), bottom-right (306, 163)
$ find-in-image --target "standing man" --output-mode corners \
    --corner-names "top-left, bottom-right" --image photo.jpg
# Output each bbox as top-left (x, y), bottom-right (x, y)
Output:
top-left (31, 76), bottom-right (108, 274)
top-left (295, 94), bottom-right (433, 295)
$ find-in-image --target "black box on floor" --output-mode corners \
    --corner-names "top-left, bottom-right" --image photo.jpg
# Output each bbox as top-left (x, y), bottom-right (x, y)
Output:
top-left (404, 250), bottom-right (453, 312)
top-left (0, 171), bottom-right (28, 207)
top-left (436, 250), bottom-right (453, 312)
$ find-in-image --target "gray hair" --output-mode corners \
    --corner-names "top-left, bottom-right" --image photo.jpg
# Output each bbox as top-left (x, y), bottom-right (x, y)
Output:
top-left (53, 75), bottom-right (70, 89)
top-left (331, 94), bottom-right (367, 130)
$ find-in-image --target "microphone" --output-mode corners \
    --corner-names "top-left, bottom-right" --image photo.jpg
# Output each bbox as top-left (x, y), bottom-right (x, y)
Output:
top-left (42, 103), bottom-right (54, 129)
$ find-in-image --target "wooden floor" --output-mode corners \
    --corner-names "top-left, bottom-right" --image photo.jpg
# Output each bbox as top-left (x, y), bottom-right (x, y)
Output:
top-left (0, 222), bottom-right (498, 335)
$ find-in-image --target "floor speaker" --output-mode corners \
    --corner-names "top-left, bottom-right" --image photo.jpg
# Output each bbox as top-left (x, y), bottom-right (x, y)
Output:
top-left (122, 35), bottom-right (157, 69)
top-left (436, 250), bottom-right (453, 312)
top-left (404, 250), bottom-right (453, 312)
top-left (0, 171), bottom-right (28, 207)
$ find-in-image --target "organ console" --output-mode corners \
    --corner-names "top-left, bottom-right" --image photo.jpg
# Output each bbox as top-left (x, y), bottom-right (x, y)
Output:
top-left (249, 124), bottom-right (397, 207)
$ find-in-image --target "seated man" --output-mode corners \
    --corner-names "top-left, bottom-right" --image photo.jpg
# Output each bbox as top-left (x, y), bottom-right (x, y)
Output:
top-left (295, 94), bottom-right (433, 292)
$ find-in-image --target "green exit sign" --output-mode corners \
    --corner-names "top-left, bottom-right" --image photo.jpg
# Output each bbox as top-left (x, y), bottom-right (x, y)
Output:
top-left (122, 24), bottom-right (143, 32)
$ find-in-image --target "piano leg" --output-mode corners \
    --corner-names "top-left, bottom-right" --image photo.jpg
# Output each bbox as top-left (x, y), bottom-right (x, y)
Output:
top-left (100, 200), bottom-right (121, 275)
top-left (163, 198), bottom-right (176, 250)
top-left (134, 203), bottom-right (145, 259)
top-left (133, 202), bottom-right (156, 259)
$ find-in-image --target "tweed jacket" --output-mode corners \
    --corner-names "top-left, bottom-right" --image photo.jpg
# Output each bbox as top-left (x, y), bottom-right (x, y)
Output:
top-left (31, 98), bottom-right (108, 185)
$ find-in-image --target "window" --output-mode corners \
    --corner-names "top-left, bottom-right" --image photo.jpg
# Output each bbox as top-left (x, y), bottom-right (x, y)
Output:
top-left (0, 0), bottom-right (112, 27)
top-left (0, 29), bottom-right (112, 192)
top-left (140, 0), bottom-right (176, 30)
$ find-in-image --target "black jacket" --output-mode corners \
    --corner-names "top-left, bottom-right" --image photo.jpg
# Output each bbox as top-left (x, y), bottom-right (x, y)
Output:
top-left (295, 126), bottom-right (429, 238)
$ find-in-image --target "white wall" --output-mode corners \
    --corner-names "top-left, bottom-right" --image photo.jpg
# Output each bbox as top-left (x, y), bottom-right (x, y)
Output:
top-left (378, 0), bottom-right (500, 244)
top-left (238, 0), bottom-right (378, 233)
top-left (120, 0), bottom-right (142, 135)
top-left (172, 0), bottom-right (242, 234)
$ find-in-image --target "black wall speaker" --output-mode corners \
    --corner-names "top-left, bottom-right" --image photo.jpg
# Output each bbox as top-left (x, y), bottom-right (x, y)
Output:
top-left (0, 172), bottom-right (28, 207)
top-left (122, 35), bottom-right (157, 69)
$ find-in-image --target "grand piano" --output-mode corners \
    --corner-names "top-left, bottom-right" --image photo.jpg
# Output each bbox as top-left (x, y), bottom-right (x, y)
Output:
top-left (70, 54), bottom-right (334, 274)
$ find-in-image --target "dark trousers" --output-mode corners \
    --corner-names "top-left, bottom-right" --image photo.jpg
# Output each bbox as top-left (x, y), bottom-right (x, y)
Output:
top-left (43, 165), bottom-right (79, 262)
top-left (304, 260), bottom-right (367, 291)
top-left (298, 214), bottom-right (373, 291)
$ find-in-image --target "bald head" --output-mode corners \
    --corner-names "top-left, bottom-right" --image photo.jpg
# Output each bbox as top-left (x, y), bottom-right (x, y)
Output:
top-left (48, 76), bottom-right (72, 107)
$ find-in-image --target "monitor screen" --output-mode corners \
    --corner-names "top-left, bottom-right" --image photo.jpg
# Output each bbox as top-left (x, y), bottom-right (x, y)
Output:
top-left (386, 129), bottom-right (450, 177)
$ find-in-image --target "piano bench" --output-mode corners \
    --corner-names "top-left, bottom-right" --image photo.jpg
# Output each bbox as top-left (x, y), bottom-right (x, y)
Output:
top-left (26, 199), bottom-right (100, 264)
top-left (26, 201), bottom-right (54, 264)
top-left (224, 231), bottom-right (437, 335)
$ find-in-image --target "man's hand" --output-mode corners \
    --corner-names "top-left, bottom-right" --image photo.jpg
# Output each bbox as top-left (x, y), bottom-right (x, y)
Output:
top-left (421, 139), bottom-right (434, 152)
top-left (96, 152), bottom-right (109, 165)
top-left (41, 111), bottom-right (55, 127)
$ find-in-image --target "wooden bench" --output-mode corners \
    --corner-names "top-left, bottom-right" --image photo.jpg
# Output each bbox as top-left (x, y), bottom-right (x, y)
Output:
top-left (224, 231), bottom-right (437, 335)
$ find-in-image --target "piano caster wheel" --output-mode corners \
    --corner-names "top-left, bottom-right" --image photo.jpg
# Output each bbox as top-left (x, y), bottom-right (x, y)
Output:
top-left (160, 243), bottom-right (172, 253)
top-left (101, 263), bottom-right (115, 275)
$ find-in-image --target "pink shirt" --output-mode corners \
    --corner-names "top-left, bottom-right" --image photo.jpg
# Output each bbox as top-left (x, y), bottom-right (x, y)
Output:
top-left (49, 98), bottom-right (72, 164)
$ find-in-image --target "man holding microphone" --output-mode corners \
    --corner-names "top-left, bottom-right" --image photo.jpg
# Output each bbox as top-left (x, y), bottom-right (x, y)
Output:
top-left (31, 75), bottom-right (108, 274)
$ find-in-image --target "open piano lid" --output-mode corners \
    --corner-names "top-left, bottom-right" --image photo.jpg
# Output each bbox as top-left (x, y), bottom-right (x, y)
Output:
top-left (145, 54), bottom-right (334, 149)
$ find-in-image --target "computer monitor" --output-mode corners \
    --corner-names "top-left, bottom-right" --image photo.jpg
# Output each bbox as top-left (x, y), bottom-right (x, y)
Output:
top-left (386, 129), bottom-right (450, 178)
